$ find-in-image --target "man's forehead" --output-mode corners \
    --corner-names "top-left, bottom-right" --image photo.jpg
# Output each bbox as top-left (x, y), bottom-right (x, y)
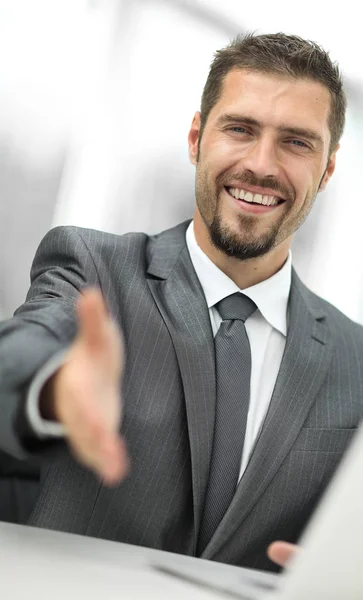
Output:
top-left (221, 68), bottom-right (330, 100)
top-left (213, 69), bottom-right (331, 126)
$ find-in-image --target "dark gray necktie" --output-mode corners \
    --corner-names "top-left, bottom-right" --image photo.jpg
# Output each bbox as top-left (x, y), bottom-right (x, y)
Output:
top-left (197, 292), bottom-right (257, 554)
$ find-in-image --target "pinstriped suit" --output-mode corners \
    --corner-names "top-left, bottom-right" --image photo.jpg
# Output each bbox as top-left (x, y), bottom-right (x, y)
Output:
top-left (0, 220), bottom-right (362, 572)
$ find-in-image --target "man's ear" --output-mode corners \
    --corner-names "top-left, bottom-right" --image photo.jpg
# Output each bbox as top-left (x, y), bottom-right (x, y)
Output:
top-left (188, 112), bottom-right (201, 166)
top-left (319, 144), bottom-right (340, 192)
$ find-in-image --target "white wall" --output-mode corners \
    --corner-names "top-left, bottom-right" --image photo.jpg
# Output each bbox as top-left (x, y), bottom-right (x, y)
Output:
top-left (0, 0), bottom-right (88, 315)
top-left (1, 0), bottom-right (363, 323)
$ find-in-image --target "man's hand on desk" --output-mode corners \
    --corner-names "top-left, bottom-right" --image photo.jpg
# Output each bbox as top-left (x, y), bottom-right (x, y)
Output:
top-left (267, 541), bottom-right (298, 567)
top-left (40, 288), bottom-right (129, 486)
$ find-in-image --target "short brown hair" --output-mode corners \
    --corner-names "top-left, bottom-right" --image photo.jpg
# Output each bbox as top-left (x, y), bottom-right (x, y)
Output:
top-left (200, 33), bottom-right (347, 155)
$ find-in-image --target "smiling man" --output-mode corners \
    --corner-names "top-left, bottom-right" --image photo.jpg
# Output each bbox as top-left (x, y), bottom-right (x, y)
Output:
top-left (190, 59), bottom-right (337, 288)
top-left (0, 33), bottom-right (362, 573)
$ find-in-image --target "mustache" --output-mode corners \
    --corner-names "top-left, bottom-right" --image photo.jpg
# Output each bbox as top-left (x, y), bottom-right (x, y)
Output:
top-left (218, 172), bottom-right (292, 200)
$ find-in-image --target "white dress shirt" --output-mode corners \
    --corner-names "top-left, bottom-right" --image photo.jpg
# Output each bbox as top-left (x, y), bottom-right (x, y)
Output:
top-left (186, 222), bottom-right (292, 480)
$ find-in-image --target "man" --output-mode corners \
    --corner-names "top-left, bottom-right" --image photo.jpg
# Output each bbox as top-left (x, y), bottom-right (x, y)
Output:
top-left (0, 33), bottom-right (362, 573)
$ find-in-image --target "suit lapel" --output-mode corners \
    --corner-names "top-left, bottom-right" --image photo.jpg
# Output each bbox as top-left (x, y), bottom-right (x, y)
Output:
top-left (146, 222), bottom-right (216, 547)
top-left (203, 270), bottom-right (334, 559)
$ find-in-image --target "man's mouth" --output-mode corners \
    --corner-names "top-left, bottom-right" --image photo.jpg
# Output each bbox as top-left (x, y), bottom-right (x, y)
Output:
top-left (225, 186), bottom-right (285, 207)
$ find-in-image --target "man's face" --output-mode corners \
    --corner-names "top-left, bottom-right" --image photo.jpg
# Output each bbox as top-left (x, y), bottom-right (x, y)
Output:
top-left (188, 69), bottom-right (338, 260)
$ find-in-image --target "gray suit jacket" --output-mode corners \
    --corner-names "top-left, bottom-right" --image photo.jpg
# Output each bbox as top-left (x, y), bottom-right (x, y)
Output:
top-left (0, 220), bottom-right (362, 572)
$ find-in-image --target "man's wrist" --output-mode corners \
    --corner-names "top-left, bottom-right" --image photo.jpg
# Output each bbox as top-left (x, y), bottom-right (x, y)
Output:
top-left (26, 350), bottom-right (68, 438)
top-left (39, 374), bottom-right (58, 422)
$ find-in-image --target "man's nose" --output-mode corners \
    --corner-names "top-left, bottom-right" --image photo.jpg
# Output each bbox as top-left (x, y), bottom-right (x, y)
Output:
top-left (241, 137), bottom-right (281, 179)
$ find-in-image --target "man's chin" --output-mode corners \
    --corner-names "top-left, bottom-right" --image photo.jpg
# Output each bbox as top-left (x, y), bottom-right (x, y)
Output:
top-left (207, 214), bottom-right (272, 257)
top-left (209, 226), bottom-right (275, 261)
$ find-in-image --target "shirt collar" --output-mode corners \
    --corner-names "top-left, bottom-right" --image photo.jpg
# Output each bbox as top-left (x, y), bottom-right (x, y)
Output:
top-left (186, 221), bottom-right (291, 336)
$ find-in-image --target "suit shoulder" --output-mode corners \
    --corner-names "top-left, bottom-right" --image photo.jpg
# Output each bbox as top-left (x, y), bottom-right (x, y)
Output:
top-left (312, 291), bottom-right (363, 342)
top-left (42, 225), bottom-right (149, 248)
top-left (41, 221), bottom-right (189, 258)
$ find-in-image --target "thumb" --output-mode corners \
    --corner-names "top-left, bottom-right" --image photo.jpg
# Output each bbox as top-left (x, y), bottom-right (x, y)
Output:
top-left (77, 288), bottom-right (109, 350)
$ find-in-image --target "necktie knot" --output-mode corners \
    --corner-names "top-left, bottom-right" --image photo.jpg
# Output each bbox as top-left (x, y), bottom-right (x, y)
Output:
top-left (216, 292), bottom-right (257, 323)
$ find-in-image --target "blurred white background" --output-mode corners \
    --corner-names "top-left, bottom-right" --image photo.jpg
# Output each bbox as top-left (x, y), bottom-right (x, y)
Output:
top-left (1, 0), bottom-right (362, 321)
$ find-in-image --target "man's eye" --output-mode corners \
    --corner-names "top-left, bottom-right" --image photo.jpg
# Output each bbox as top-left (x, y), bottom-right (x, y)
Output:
top-left (229, 126), bottom-right (249, 134)
top-left (289, 139), bottom-right (309, 148)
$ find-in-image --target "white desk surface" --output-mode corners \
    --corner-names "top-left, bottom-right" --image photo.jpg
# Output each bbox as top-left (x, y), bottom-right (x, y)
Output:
top-left (0, 522), bottom-right (278, 599)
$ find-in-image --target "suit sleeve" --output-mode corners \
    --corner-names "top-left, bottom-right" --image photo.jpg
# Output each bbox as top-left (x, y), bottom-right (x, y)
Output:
top-left (0, 226), bottom-right (101, 460)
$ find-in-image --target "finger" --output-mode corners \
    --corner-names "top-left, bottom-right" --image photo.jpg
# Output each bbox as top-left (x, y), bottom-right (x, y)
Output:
top-left (100, 436), bottom-right (130, 485)
top-left (69, 421), bottom-right (129, 485)
top-left (77, 288), bottom-right (110, 350)
top-left (267, 541), bottom-right (298, 568)
top-left (66, 391), bottom-right (126, 470)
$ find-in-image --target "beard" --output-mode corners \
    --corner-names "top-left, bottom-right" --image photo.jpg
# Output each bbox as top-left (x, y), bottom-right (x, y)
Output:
top-left (195, 169), bottom-right (291, 261)
top-left (208, 209), bottom-right (282, 260)
top-left (195, 164), bottom-right (322, 262)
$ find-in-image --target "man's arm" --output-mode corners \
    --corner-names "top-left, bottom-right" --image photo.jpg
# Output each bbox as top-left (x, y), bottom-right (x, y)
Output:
top-left (0, 226), bottom-right (83, 459)
top-left (0, 226), bottom-right (128, 484)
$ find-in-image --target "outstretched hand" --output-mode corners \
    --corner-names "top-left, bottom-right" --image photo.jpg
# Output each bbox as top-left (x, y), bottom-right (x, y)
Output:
top-left (40, 288), bottom-right (129, 485)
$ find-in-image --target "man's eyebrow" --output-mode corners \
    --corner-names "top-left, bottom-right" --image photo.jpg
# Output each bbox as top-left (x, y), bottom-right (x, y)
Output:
top-left (278, 126), bottom-right (323, 144)
top-left (216, 114), bottom-right (260, 128)
top-left (216, 114), bottom-right (323, 145)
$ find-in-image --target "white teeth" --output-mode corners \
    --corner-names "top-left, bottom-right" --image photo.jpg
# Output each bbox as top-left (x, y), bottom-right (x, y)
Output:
top-left (229, 187), bottom-right (279, 206)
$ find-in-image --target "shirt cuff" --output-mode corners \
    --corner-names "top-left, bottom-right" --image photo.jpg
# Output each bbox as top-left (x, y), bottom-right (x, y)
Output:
top-left (26, 350), bottom-right (69, 438)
